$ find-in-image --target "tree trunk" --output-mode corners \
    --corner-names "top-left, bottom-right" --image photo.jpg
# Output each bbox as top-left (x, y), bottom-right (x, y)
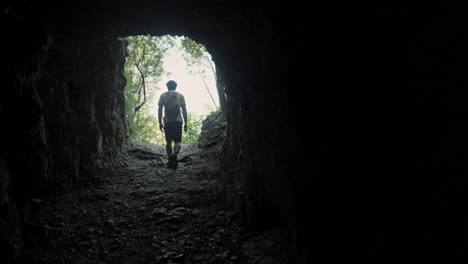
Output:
top-left (214, 62), bottom-right (227, 113)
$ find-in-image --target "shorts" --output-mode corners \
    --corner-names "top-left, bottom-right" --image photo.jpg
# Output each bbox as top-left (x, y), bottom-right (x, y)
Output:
top-left (164, 121), bottom-right (182, 142)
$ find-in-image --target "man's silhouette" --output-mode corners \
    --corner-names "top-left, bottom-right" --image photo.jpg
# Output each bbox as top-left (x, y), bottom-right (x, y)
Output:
top-left (158, 80), bottom-right (188, 169)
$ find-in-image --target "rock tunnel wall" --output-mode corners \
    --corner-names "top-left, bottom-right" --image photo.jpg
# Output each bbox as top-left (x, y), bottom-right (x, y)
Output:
top-left (1, 3), bottom-right (312, 260)
top-left (3, 1), bottom-right (468, 263)
top-left (2, 6), bottom-right (128, 258)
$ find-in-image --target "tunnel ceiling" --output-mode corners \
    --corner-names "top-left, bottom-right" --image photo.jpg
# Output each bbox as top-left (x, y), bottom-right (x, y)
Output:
top-left (6, 1), bottom-right (467, 262)
top-left (3, 1), bottom-right (310, 262)
top-left (19, 2), bottom-right (278, 73)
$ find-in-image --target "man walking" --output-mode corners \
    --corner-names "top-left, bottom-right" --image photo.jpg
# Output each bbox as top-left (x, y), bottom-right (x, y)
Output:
top-left (158, 80), bottom-right (188, 169)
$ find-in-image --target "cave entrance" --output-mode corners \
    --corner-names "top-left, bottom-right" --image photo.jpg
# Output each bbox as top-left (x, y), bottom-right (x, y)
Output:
top-left (123, 35), bottom-right (220, 145)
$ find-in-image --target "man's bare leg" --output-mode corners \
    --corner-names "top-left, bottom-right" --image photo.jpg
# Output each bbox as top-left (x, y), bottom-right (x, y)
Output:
top-left (166, 141), bottom-right (173, 157)
top-left (173, 142), bottom-right (181, 157)
top-left (171, 142), bottom-right (180, 170)
top-left (166, 141), bottom-right (175, 169)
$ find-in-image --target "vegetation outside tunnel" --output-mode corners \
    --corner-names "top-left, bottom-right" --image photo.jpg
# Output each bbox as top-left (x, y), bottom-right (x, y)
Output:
top-left (123, 35), bottom-right (221, 144)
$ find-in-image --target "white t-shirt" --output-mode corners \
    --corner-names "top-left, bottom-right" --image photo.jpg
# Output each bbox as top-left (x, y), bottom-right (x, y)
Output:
top-left (158, 91), bottom-right (186, 124)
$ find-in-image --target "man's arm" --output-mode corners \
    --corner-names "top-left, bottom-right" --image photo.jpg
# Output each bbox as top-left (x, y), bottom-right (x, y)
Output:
top-left (181, 105), bottom-right (188, 132)
top-left (158, 105), bottom-right (164, 132)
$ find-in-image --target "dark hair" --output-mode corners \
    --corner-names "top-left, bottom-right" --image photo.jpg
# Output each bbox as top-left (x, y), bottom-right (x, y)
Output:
top-left (166, 80), bottom-right (177, 90)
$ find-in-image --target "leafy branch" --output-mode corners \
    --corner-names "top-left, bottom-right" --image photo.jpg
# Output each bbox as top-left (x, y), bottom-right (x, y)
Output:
top-left (180, 37), bottom-right (226, 111)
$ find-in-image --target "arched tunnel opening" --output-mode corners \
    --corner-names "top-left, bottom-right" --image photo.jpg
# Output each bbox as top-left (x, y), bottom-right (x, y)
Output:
top-left (3, 1), bottom-right (468, 264)
top-left (121, 34), bottom-right (222, 145)
top-left (2, 3), bottom-right (307, 263)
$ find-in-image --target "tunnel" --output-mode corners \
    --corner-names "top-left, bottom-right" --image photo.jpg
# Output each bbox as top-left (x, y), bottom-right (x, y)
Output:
top-left (2, 1), bottom-right (468, 263)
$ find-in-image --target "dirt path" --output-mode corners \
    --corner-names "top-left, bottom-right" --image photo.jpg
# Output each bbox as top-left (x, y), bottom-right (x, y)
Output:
top-left (23, 143), bottom-right (291, 264)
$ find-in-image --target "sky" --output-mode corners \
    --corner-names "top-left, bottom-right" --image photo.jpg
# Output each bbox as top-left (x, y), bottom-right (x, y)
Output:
top-left (148, 36), bottom-right (219, 116)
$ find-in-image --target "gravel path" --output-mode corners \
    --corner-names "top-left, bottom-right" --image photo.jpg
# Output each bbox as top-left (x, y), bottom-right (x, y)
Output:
top-left (22, 143), bottom-right (291, 264)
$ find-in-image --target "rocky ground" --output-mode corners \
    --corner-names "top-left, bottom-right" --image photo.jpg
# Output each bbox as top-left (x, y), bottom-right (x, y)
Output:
top-left (19, 141), bottom-right (294, 264)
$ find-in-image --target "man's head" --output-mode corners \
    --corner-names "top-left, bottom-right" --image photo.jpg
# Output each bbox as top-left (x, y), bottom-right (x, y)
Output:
top-left (166, 80), bottom-right (177, 91)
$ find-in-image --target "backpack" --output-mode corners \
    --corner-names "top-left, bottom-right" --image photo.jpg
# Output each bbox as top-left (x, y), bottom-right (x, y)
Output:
top-left (165, 92), bottom-right (181, 120)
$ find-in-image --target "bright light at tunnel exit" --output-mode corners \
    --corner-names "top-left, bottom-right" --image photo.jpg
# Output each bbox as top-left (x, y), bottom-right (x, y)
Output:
top-left (149, 36), bottom-right (218, 116)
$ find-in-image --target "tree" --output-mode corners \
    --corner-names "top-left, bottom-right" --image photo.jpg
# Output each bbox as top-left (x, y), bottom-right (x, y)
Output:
top-left (183, 112), bottom-right (206, 143)
top-left (125, 35), bottom-right (174, 113)
top-left (124, 35), bottom-right (174, 143)
top-left (124, 35), bottom-right (218, 145)
top-left (180, 38), bottom-right (227, 112)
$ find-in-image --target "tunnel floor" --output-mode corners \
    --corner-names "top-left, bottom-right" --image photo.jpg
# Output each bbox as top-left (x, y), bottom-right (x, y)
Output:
top-left (22, 143), bottom-right (291, 264)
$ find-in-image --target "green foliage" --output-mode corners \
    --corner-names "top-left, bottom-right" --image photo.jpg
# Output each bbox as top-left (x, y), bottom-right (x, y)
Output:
top-left (183, 112), bottom-right (206, 143)
top-left (180, 37), bottom-right (220, 110)
top-left (126, 35), bottom-right (174, 79)
top-left (124, 35), bottom-right (173, 144)
top-left (180, 38), bottom-right (206, 60)
top-left (124, 35), bottom-right (211, 145)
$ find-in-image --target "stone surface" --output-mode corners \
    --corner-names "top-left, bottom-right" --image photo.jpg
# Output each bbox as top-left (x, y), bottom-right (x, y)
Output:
top-left (198, 110), bottom-right (227, 155)
top-left (19, 143), bottom-right (293, 263)
top-left (3, 1), bottom-right (468, 263)
top-left (2, 9), bottom-right (128, 261)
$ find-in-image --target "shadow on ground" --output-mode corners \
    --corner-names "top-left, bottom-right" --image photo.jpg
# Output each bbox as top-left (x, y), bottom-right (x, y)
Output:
top-left (21, 142), bottom-right (292, 264)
